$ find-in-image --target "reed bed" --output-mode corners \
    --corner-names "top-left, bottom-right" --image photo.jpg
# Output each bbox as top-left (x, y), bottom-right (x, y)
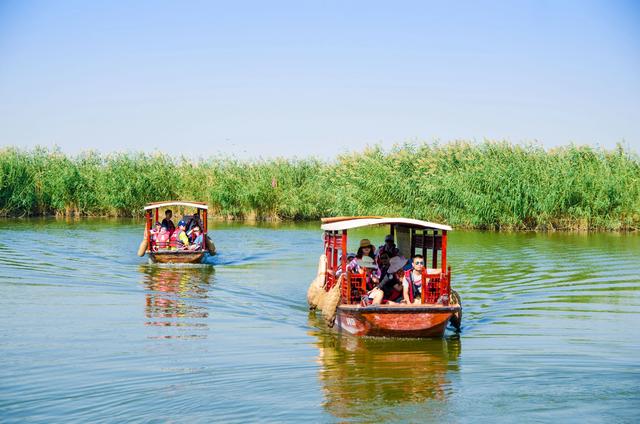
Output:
top-left (1, 142), bottom-right (638, 230)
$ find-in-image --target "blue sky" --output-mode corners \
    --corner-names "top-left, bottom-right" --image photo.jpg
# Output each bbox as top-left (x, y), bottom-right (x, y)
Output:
top-left (0, 0), bottom-right (638, 158)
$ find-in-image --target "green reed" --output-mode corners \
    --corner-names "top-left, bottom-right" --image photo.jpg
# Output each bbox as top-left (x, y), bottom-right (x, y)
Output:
top-left (1, 142), bottom-right (638, 230)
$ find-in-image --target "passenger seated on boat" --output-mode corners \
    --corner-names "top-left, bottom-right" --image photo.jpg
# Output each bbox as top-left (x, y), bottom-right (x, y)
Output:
top-left (185, 211), bottom-right (204, 238)
top-left (154, 225), bottom-right (170, 251)
top-left (376, 235), bottom-right (400, 265)
top-left (347, 239), bottom-right (376, 272)
top-left (403, 255), bottom-right (426, 304)
top-left (352, 256), bottom-right (379, 290)
top-left (169, 220), bottom-right (190, 250)
top-left (150, 221), bottom-right (161, 238)
top-left (188, 226), bottom-right (204, 251)
top-left (368, 256), bottom-right (406, 305)
top-left (376, 252), bottom-right (390, 279)
top-left (336, 252), bottom-right (356, 279)
top-left (161, 209), bottom-right (176, 233)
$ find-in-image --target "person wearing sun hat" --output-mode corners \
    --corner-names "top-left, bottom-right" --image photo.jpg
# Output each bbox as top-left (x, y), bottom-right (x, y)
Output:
top-left (348, 239), bottom-right (375, 272)
top-left (353, 255), bottom-right (380, 290)
top-left (367, 256), bottom-right (407, 305)
top-left (357, 238), bottom-right (375, 259)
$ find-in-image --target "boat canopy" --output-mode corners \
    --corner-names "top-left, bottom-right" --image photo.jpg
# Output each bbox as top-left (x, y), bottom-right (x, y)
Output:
top-left (320, 217), bottom-right (452, 232)
top-left (143, 201), bottom-right (209, 211)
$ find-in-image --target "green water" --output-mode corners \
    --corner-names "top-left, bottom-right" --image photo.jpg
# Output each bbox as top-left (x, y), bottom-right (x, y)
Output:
top-left (1, 219), bottom-right (638, 422)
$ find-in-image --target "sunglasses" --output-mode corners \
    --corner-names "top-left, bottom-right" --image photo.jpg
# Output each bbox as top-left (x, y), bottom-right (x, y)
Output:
top-left (414, 261), bottom-right (424, 265)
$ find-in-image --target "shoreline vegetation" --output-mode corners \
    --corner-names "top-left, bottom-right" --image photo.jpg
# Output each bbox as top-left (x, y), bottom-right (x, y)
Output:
top-left (1, 142), bottom-right (638, 231)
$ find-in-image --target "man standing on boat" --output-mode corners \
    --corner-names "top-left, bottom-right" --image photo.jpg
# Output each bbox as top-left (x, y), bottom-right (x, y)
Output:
top-left (161, 209), bottom-right (175, 233)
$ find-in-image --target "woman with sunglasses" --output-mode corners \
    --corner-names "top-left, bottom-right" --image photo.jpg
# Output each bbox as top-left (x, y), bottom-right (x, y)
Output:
top-left (403, 255), bottom-right (426, 304)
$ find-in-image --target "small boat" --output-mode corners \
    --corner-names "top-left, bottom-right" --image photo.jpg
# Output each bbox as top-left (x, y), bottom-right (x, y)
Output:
top-left (137, 201), bottom-right (216, 264)
top-left (308, 217), bottom-right (462, 338)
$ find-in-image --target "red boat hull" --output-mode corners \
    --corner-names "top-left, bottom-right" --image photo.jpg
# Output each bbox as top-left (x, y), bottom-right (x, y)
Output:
top-left (335, 304), bottom-right (459, 338)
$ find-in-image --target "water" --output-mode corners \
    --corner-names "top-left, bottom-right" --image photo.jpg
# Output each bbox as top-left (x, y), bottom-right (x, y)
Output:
top-left (1, 219), bottom-right (639, 423)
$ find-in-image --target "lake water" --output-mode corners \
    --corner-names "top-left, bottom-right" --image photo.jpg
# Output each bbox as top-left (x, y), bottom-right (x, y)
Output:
top-left (1, 219), bottom-right (639, 423)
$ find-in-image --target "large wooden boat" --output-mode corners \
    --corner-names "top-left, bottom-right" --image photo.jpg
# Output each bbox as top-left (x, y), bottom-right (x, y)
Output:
top-left (309, 217), bottom-right (462, 338)
top-left (138, 201), bottom-right (216, 264)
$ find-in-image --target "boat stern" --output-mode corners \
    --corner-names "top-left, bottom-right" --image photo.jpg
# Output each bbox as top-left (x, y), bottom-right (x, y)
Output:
top-left (335, 304), bottom-right (459, 338)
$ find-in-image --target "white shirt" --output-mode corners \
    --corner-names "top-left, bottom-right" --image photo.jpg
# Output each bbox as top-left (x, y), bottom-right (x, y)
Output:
top-left (402, 270), bottom-right (423, 293)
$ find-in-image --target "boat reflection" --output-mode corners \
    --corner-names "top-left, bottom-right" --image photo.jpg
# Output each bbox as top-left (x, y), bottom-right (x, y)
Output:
top-left (309, 315), bottom-right (461, 419)
top-left (139, 265), bottom-right (214, 338)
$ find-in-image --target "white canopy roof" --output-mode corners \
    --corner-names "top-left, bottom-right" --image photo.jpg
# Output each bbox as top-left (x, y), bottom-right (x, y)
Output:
top-left (143, 201), bottom-right (208, 211)
top-left (320, 217), bottom-right (452, 231)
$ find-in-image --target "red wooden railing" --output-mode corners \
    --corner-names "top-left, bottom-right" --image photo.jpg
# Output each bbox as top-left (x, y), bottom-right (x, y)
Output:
top-left (421, 269), bottom-right (451, 304)
top-left (342, 272), bottom-right (367, 304)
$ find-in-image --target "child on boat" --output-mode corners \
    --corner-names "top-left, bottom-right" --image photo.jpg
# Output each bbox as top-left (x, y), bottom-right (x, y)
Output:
top-left (150, 221), bottom-right (161, 239)
top-left (154, 225), bottom-right (170, 251)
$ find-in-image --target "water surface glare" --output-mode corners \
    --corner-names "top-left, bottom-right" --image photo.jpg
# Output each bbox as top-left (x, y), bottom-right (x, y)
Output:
top-left (1, 219), bottom-right (639, 422)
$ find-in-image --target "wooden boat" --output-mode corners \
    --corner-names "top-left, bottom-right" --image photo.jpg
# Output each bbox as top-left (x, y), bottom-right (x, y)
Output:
top-left (309, 217), bottom-right (462, 338)
top-left (138, 201), bottom-right (216, 264)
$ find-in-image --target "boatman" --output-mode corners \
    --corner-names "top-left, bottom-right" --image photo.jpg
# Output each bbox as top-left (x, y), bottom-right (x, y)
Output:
top-left (161, 209), bottom-right (176, 233)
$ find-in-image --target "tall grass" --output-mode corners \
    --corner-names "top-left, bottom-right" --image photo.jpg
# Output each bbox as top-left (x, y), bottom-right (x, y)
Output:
top-left (0, 142), bottom-right (638, 230)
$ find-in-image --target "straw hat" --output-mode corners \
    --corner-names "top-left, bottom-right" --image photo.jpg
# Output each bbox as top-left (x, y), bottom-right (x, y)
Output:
top-left (387, 256), bottom-right (407, 274)
top-left (357, 256), bottom-right (377, 269)
top-left (359, 239), bottom-right (374, 249)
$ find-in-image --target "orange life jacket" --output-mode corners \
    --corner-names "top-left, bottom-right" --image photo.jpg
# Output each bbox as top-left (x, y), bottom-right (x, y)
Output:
top-left (156, 232), bottom-right (170, 249)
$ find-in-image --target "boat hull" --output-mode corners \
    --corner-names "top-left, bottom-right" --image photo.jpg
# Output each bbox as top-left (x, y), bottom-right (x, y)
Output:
top-left (335, 304), bottom-right (460, 338)
top-left (148, 251), bottom-right (207, 264)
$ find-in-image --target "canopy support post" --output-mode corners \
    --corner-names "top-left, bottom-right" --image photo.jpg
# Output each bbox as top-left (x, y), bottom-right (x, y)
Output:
top-left (441, 230), bottom-right (447, 273)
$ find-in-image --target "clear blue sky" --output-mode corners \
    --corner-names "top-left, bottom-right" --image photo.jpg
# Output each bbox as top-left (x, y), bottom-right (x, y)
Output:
top-left (0, 0), bottom-right (638, 158)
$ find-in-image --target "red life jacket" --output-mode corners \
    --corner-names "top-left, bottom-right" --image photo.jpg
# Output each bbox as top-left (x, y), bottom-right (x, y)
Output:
top-left (156, 232), bottom-right (170, 249)
top-left (169, 229), bottom-right (185, 248)
top-left (404, 269), bottom-right (423, 303)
